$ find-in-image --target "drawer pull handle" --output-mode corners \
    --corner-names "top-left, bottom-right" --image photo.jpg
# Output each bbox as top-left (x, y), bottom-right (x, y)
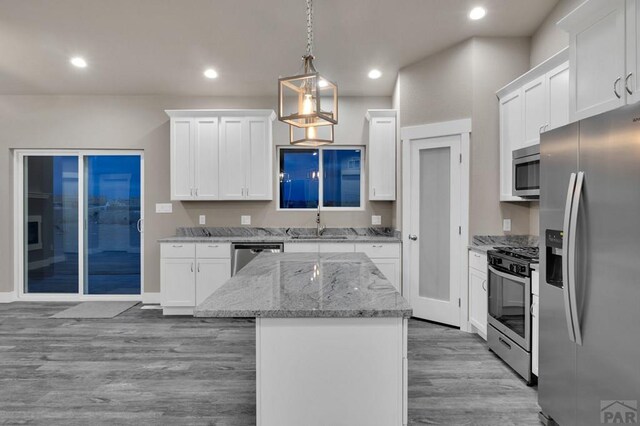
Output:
top-left (208, 245), bottom-right (219, 248)
top-left (172, 245), bottom-right (183, 248)
top-left (498, 337), bottom-right (511, 350)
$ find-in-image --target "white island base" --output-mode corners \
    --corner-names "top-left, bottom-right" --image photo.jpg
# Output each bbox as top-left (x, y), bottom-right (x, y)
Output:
top-left (256, 317), bottom-right (408, 426)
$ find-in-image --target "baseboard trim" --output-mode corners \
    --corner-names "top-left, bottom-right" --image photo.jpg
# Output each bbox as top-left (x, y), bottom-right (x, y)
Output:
top-left (0, 291), bottom-right (16, 303)
top-left (142, 292), bottom-right (161, 304)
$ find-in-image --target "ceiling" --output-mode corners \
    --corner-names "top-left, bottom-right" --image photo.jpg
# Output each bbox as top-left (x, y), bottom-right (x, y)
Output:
top-left (0, 0), bottom-right (559, 96)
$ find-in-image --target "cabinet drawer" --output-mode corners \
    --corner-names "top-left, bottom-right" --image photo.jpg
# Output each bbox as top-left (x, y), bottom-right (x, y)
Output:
top-left (318, 243), bottom-right (355, 253)
top-left (161, 243), bottom-right (196, 258)
top-left (196, 243), bottom-right (231, 259)
top-left (469, 250), bottom-right (487, 272)
top-left (355, 243), bottom-right (400, 259)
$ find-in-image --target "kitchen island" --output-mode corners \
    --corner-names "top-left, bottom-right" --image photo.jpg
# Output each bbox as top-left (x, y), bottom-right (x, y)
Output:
top-left (195, 252), bottom-right (412, 426)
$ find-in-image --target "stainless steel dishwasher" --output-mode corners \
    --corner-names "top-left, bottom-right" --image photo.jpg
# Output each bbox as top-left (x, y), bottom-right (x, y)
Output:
top-left (231, 242), bottom-right (284, 275)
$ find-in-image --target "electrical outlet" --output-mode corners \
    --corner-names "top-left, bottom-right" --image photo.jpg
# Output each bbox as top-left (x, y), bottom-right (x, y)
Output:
top-left (371, 215), bottom-right (382, 225)
top-left (155, 203), bottom-right (172, 214)
top-left (503, 219), bottom-right (512, 232)
top-left (241, 215), bottom-right (251, 226)
top-left (199, 215), bottom-right (206, 225)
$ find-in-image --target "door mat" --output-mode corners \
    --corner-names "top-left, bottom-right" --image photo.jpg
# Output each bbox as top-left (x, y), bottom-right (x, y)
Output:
top-left (51, 301), bottom-right (139, 319)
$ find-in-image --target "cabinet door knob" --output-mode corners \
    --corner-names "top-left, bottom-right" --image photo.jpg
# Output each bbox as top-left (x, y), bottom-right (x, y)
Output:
top-left (408, 234), bottom-right (418, 241)
top-left (614, 77), bottom-right (622, 99)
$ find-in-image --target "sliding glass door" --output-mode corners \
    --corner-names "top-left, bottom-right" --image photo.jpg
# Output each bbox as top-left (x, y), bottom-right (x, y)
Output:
top-left (22, 152), bottom-right (143, 297)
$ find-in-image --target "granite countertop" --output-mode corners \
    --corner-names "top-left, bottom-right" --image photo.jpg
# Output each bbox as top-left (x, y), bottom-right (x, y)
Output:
top-left (468, 235), bottom-right (540, 254)
top-left (159, 227), bottom-right (402, 244)
top-left (194, 252), bottom-right (412, 318)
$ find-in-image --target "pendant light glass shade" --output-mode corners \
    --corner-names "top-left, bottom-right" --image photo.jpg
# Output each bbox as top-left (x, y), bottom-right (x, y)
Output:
top-left (289, 122), bottom-right (334, 146)
top-left (279, 56), bottom-right (338, 128)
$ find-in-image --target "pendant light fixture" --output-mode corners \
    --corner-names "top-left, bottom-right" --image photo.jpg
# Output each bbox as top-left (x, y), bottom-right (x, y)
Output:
top-left (278, 0), bottom-right (337, 146)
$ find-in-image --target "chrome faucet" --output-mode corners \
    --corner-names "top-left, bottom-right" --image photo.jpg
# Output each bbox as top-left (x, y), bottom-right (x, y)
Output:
top-left (316, 205), bottom-right (326, 236)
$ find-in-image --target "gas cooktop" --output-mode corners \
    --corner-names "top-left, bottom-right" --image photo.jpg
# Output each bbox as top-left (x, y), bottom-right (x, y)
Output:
top-left (492, 246), bottom-right (539, 262)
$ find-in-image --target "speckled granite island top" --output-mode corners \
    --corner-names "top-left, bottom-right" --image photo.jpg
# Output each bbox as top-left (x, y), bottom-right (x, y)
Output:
top-left (194, 252), bottom-right (412, 318)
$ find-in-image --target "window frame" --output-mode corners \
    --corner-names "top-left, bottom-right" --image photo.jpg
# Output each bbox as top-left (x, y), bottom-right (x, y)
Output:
top-left (276, 145), bottom-right (366, 212)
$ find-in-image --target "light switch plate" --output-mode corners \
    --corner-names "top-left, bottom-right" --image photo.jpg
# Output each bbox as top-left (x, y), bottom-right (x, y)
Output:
top-left (503, 219), bottom-right (512, 232)
top-left (241, 215), bottom-right (251, 226)
top-left (155, 203), bottom-right (173, 214)
top-left (199, 215), bottom-right (206, 225)
top-left (371, 215), bottom-right (382, 225)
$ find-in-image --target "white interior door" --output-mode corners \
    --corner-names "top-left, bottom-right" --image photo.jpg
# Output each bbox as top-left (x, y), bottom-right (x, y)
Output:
top-left (408, 135), bottom-right (461, 326)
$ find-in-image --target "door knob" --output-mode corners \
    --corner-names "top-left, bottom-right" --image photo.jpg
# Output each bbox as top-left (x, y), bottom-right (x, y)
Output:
top-left (408, 234), bottom-right (418, 241)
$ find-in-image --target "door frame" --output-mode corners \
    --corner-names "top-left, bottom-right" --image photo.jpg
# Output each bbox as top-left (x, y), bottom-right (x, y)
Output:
top-left (401, 119), bottom-right (471, 330)
top-left (13, 149), bottom-right (145, 302)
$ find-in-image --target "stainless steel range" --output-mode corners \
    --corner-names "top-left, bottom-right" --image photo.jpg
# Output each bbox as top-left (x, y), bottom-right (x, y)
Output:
top-left (486, 246), bottom-right (539, 385)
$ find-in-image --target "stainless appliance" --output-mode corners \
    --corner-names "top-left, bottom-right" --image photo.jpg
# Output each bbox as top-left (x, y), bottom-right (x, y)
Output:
top-left (539, 104), bottom-right (640, 426)
top-left (231, 242), bottom-right (283, 275)
top-left (513, 145), bottom-right (540, 198)
top-left (487, 246), bottom-right (538, 385)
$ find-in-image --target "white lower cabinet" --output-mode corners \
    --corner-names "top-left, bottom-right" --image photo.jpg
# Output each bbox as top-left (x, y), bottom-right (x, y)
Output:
top-left (468, 250), bottom-right (488, 339)
top-left (161, 243), bottom-right (231, 315)
top-left (285, 242), bottom-right (402, 292)
top-left (532, 269), bottom-right (540, 376)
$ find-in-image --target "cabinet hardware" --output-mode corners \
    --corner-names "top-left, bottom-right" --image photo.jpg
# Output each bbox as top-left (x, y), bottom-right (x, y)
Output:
top-left (373, 187), bottom-right (376, 197)
top-left (408, 234), bottom-right (418, 241)
top-left (482, 279), bottom-right (487, 292)
top-left (195, 188), bottom-right (198, 196)
top-left (614, 77), bottom-right (622, 99)
top-left (190, 188), bottom-right (193, 197)
top-left (191, 263), bottom-right (194, 273)
top-left (197, 263), bottom-right (200, 273)
top-left (172, 244), bottom-right (183, 248)
top-left (208, 245), bottom-right (219, 248)
top-left (498, 337), bottom-right (512, 349)
top-left (626, 73), bottom-right (634, 95)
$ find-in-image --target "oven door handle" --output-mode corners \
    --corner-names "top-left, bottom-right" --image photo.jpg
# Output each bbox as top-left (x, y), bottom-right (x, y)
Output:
top-left (562, 173), bottom-right (577, 343)
top-left (568, 171), bottom-right (584, 345)
top-left (487, 265), bottom-right (527, 284)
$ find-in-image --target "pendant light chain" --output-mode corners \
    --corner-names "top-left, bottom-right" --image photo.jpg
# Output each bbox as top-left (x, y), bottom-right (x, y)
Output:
top-left (306, 0), bottom-right (314, 56)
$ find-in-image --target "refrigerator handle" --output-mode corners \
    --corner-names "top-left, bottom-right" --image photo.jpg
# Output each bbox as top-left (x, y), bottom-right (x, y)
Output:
top-left (568, 171), bottom-right (585, 345)
top-left (562, 172), bottom-right (577, 343)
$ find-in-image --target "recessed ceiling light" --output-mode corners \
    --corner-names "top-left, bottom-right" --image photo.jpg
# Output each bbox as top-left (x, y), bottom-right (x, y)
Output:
top-left (469, 6), bottom-right (487, 20)
top-left (203, 68), bottom-right (218, 79)
top-left (368, 69), bottom-right (382, 79)
top-left (70, 56), bottom-right (87, 68)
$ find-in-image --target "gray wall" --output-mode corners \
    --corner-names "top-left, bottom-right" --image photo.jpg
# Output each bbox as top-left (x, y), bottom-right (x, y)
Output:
top-left (530, 0), bottom-right (583, 67)
top-left (0, 95), bottom-right (391, 294)
top-left (393, 37), bottom-right (533, 236)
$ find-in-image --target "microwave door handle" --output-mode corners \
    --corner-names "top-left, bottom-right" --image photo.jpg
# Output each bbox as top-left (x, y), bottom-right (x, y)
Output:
top-left (568, 171), bottom-right (584, 345)
top-left (562, 173), bottom-right (577, 342)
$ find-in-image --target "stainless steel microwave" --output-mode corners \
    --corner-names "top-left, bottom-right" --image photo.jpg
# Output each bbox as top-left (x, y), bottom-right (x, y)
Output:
top-left (512, 145), bottom-right (540, 198)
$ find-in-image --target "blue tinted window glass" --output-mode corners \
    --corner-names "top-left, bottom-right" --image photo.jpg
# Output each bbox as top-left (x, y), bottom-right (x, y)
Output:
top-left (322, 149), bottom-right (361, 208)
top-left (280, 149), bottom-right (319, 209)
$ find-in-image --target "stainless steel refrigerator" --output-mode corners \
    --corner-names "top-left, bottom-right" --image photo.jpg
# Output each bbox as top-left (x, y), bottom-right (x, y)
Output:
top-left (539, 104), bottom-right (640, 425)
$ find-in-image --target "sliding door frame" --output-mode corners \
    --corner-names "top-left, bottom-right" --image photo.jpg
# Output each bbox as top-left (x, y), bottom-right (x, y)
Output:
top-left (13, 149), bottom-right (145, 301)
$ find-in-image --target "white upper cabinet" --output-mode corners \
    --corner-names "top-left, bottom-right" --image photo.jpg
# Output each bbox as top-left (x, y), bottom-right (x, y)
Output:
top-left (166, 110), bottom-right (275, 201)
top-left (219, 117), bottom-right (246, 200)
top-left (497, 49), bottom-right (569, 201)
top-left (366, 110), bottom-right (397, 201)
top-left (499, 89), bottom-right (523, 200)
top-left (194, 117), bottom-right (219, 199)
top-left (558, 0), bottom-right (627, 121)
top-left (245, 117), bottom-right (272, 200)
top-left (546, 62), bottom-right (570, 131)
top-left (522, 75), bottom-right (548, 148)
top-left (170, 118), bottom-right (195, 200)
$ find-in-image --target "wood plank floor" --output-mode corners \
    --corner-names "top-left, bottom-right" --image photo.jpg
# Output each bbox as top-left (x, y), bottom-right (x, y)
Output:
top-left (0, 303), bottom-right (540, 425)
